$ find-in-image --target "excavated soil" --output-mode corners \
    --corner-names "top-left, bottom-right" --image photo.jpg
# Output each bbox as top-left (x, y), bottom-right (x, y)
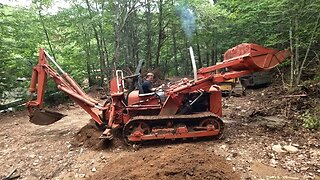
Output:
top-left (72, 121), bottom-right (104, 150)
top-left (71, 120), bottom-right (128, 151)
top-left (91, 143), bottom-right (239, 180)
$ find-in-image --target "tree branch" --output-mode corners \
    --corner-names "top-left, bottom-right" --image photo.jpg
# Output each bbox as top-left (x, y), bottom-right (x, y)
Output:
top-left (296, 12), bottom-right (320, 84)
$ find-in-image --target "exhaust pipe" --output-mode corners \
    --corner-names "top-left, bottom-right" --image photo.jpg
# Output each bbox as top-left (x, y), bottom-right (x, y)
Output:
top-left (189, 46), bottom-right (197, 81)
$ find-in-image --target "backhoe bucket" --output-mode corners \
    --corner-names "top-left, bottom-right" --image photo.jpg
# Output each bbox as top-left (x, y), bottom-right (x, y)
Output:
top-left (29, 109), bottom-right (66, 125)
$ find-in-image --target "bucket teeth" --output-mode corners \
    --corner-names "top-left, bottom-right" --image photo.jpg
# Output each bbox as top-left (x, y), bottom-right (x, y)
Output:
top-left (29, 109), bottom-right (66, 125)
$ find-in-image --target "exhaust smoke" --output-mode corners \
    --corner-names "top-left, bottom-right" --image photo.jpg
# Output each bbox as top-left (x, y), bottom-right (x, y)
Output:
top-left (177, 4), bottom-right (198, 80)
top-left (177, 6), bottom-right (196, 40)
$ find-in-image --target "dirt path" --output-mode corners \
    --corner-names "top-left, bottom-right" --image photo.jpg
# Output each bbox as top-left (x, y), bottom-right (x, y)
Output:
top-left (0, 88), bottom-right (319, 179)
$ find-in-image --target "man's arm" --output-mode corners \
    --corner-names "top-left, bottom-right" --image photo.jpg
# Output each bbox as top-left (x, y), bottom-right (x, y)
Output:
top-left (147, 81), bottom-right (155, 92)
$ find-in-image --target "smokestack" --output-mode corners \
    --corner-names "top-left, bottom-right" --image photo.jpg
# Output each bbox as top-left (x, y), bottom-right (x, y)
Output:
top-left (189, 46), bottom-right (197, 81)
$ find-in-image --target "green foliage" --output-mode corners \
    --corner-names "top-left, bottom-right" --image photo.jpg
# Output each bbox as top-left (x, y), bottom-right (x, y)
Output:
top-left (299, 110), bottom-right (320, 130)
top-left (314, 70), bottom-right (320, 83)
top-left (0, 5), bottom-right (41, 100)
top-left (1, 0), bottom-right (320, 104)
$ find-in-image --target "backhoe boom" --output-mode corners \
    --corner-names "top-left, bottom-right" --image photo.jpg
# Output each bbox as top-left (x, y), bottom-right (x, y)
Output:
top-left (26, 48), bottom-right (104, 125)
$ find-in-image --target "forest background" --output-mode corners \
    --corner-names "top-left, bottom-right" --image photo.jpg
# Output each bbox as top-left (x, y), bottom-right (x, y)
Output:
top-left (1, 0), bottom-right (320, 103)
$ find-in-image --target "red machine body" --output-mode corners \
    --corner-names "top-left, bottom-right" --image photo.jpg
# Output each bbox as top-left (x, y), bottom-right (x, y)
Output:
top-left (26, 43), bottom-right (291, 144)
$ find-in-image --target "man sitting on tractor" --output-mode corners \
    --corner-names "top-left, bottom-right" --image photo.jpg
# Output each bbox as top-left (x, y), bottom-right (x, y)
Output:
top-left (141, 72), bottom-right (155, 94)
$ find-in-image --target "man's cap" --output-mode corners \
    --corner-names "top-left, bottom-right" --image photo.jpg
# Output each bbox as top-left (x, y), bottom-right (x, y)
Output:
top-left (146, 72), bottom-right (154, 77)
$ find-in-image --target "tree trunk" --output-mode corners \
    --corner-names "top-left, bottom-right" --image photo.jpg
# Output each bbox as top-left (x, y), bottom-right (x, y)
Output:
top-left (111, 1), bottom-right (139, 67)
top-left (296, 13), bottom-right (320, 85)
top-left (211, 48), bottom-right (215, 65)
top-left (172, 24), bottom-right (178, 76)
top-left (37, 7), bottom-right (56, 61)
top-left (195, 31), bottom-right (202, 68)
top-left (98, 24), bottom-right (110, 70)
top-left (85, 0), bottom-right (106, 86)
top-left (294, 17), bottom-right (299, 86)
top-left (112, 1), bottom-right (120, 64)
top-left (145, 0), bottom-right (152, 68)
top-left (82, 24), bottom-right (93, 86)
top-left (102, 37), bottom-right (109, 67)
top-left (86, 41), bottom-right (92, 86)
top-left (196, 42), bottom-right (202, 68)
top-left (205, 42), bottom-right (210, 66)
top-left (132, 21), bottom-right (139, 67)
top-left (184, 38), bottom-right (189, 75)
top-left (289, 22), bottom-right (294, 87)
top-left (155, 0), bottom-right (164, 66)
top-left (212, 37), bottom-right (218, 65)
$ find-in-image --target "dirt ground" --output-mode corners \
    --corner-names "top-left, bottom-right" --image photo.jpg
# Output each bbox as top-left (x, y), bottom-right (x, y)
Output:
top-left (0, 85), bottom-right (319, 180)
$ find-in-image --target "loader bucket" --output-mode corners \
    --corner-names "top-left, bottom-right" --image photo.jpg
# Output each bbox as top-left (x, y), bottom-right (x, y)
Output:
top-left (223, 43), bottom-right (291, 71)
top-left (29, 109), bottom-right (66, 125)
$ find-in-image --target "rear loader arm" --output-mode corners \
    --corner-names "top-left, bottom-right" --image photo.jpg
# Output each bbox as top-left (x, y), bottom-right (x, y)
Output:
top-left (167, 43), bottom-right (291, 94)
top-left (26, 48), bottom-right (105, 125)
top-left (198, 43), bottom-right (291, 77)
top-left (160, 44), bottom-right (291, 116)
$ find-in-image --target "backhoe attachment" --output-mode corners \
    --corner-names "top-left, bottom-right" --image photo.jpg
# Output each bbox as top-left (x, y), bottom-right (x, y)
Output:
top-left (26, 49), bottom-right (104, 126)
top-left (26, 49), bottom-right (66, 125)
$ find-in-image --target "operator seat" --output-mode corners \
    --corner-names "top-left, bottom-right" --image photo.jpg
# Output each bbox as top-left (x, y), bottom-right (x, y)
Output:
top-left (138, 79), bottom-right (157, 97)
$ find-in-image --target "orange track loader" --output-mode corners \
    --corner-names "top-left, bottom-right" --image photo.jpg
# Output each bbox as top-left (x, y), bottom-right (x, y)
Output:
top-left (26, 43), bottom-right (291, 144)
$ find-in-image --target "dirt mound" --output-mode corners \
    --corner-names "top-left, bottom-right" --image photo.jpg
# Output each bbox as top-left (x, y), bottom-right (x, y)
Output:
top-left (230, 82), bottom-right (320, 124)
top-left (71, 120), bottom-right (128, 151)
top-left (90, 143), bottom-right (239, 180)
top-left (71, 121), bottom-right (104, 150)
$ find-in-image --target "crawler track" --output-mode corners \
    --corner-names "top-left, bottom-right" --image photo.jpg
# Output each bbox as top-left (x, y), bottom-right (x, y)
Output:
top-left (123, 112), bottom-right (224, 144)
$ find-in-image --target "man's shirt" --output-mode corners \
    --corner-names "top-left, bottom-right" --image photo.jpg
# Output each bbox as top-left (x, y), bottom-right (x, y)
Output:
top-left (141, 80), bottom-right (153, 93)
